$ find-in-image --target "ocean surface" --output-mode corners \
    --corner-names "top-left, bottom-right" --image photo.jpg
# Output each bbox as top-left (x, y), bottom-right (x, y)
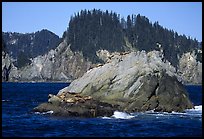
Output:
top-left (2, 82), bottom-right (202, 137)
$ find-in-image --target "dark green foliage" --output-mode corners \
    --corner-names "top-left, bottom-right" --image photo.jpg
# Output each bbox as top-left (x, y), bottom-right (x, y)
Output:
top-left (2, 40), bottom-right (7, 52)
top-left (67, 9), bottom-right (125, 63)
top-left (124, 14), bottom-right (200, 67)
top-left (66, 9), bottom-right (200, 66)
top-left (14, 51), bottom-right (31, 68)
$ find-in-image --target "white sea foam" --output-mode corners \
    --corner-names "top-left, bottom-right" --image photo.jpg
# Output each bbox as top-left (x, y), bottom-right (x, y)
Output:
top-left (2, 99), bottom-right (10, 102)
top-left (111, 111), bottom-right (135, 119)
top-left (150, 105), bottom-right (202, 117)
top-left (101, 105), bottom-right (202, 119)
top-left (101, 116), bottom-right (112, 119)
top-left (184, 105), bottom-right (202, 114)
top-left (34, 110), bottom-right (54, 115)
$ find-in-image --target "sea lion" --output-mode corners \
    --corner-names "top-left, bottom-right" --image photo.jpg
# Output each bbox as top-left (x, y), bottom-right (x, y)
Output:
top-left (48, 95), bottom-right (63, 105)
top-left (58, 92), bottom-right (66, 100)
top-left (84, 96), bottom-right (92, 100)
top-left (65, 98), bottom-right (75, 103)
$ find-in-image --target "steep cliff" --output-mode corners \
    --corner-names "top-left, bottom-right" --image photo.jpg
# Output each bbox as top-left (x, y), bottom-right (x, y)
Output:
top-left (12, 40), bottom-right (92, 82)
top-left (2, 51), bottom-right (19, 81)
top-left (178, 51), bottom-right (202, 84)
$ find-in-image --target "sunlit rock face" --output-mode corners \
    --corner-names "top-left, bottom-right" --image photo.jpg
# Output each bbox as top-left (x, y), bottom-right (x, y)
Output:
top-left (2, 51), bottom-right (19, 81)
top-left (54, 50), bottom-right (194, 114)
top-left (2, 31), bottom-right (202, 84)
top-left (178, 51), bottom-right (202, 84)
top-left (18, 40), bottom-right (92, 82)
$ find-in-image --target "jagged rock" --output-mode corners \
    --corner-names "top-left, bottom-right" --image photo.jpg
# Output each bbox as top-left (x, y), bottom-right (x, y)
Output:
top-left (18, 40), bottom-right (92, 82)
top-left (34, 51), bottom-right (194, 117)
top-left (123, 73), bottom-right (194, 113)
top-left (33, 97), bottom-right (118, 117)
top-left (2, 51), bottom-right (19, 81)
top-left (61, 51), bottom-right (194, 113)
top-left (3, 36), bottom-right (202, 84)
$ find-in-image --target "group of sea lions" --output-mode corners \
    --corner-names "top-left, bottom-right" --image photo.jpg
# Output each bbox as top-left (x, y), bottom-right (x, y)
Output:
top-left (48, 92), bottom-right (92, 105)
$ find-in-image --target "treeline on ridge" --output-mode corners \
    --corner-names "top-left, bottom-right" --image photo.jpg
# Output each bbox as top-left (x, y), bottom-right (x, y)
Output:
top-left (65, 9), bottom-right (201, 67)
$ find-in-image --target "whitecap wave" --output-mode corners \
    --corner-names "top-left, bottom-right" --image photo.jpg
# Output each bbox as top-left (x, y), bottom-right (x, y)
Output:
top-left (183, 105), bottom-right (202, 115)
top-left (34, 110), bottom-right (54, 115)
top-left (101, 116), bottom-right (112, 119)
top-left (111, 111), bottom-right (135, 119)
top-left (101, 105), bottom-right (202, 119)
top-left (2, 99), bottom-right (10, 102)
top-left (146, 105), bottom-right (202, 117)
top-left (101, 111), bottom-right (135, 119)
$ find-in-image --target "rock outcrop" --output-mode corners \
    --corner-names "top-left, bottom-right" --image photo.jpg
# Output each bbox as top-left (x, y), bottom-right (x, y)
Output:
top-left (2, 51), bottom-right (19, 81)
top-left (33, 51), bottom-right (194, 117)
top-left (178, 51), bottom-right (202, 84)
top-left (5, 40), bottom-right (92, 82)
top-left (33, 92), bottom-right (119, 117)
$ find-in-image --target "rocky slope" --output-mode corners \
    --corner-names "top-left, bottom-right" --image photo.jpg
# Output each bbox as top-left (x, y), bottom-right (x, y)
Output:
top-left (2, 51), bottom-right (19, 81)
top-left (2, 38), bottom-right (202, 84)
top-left (2, 29), bottom-right (61, 68)
top-left (33, 51), bottom-right (194, 117)
top-left (2, 37), bottom-right (202, 84)
top-left (19, 40), bottom-right (92, 82)
top-left (3, 40), bottom-right (92, 82)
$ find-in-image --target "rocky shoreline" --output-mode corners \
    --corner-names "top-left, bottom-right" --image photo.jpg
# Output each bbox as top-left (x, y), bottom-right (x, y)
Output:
top-left (33, 93), bottom-right (119, 117)
top-left (33, 51), bottom-right (194, 117)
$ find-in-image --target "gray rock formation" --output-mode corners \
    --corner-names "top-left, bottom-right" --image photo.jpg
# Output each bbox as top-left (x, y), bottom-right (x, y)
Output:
top-left (58, 51), bottom-right (193, 112)
top-left (178, 51), bottom-right (202, 84)
top-left (33, 51), bottom-right (194, 117)
top-left (2, 51), bottom-right (19, 81)
top-left (3, 40), bottom-right (202, 85)
top-left (5, 40), bottom-right (92, 82)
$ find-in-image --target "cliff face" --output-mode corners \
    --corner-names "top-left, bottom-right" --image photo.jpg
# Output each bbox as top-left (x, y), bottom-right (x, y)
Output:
top-left (178, 51), bottom-right (202, 84)
top-left (5, 40), bottom-right (92, 82)
top-left (2, 29), bottom-right (61, 68)
top-left (3, 39), bottom-right (202, 84)
top-left (2, 51), bottom-right (17, 81)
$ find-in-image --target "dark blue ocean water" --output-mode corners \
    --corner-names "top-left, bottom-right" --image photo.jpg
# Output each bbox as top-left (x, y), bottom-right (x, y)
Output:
top-left (2, 82), bottom-right (202, 137)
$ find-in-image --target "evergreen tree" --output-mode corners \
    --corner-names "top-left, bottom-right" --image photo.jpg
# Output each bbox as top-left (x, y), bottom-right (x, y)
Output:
top-left (66, 9), bottom-right (201, 66)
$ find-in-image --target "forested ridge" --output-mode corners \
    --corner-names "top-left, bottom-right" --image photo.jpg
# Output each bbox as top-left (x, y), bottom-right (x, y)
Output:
top-left (65, 9), bottom-right (202, 67)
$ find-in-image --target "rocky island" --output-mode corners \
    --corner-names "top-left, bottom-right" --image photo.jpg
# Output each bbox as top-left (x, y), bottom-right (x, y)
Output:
top-left (2, 9), bottom-right (199, 117)
top-left (2, 10), bottom-right (202, 84)
top-left (33, 50), bottom-right (194, 117)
